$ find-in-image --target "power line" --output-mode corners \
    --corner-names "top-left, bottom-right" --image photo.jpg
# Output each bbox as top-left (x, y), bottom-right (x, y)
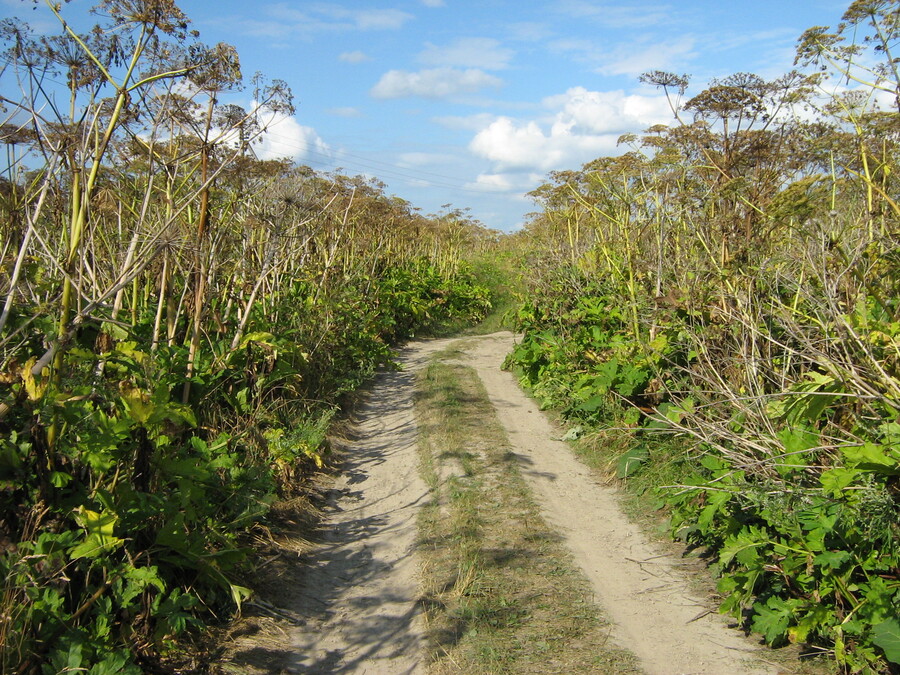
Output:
top-left (313, 143), bottom-right (488, 184)
top-left (258, 129), bottom-right (517, 196)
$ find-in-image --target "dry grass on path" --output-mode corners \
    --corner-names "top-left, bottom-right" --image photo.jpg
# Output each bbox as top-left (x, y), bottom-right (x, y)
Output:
top-left (414, 358), bottom-right (641, 675)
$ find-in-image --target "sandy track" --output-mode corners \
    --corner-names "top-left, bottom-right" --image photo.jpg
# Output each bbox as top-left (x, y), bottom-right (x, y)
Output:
top-left (285, 340), bottom-right (451, 674)
top-left (286, 332), bottom-right (778, 674)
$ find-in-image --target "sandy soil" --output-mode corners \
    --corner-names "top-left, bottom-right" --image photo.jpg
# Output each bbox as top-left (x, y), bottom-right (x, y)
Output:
top-left (282, 339), bottom-right (451, 674)
top-left (240, 332), bottom-right (780, 674)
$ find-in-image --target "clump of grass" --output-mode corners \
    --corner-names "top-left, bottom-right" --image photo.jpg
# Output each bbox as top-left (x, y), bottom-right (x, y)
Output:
top-left (414, 358), bottom-right (639, 674)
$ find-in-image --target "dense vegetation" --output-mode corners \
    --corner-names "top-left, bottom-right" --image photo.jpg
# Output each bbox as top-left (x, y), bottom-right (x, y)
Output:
top-left (504, 2), bottom-right (900, 672)
top-left (4, 0), bottom-right (900, 673)
top-left (0, 3), bottom-right (492, 671)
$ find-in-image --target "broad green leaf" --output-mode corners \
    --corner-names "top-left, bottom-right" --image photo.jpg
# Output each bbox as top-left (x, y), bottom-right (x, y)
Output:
top-left (649, 333), bottom-right (668, 353)
top-left (239, 331), bottom-right (276, 349)
top-left (820, 467), bottom-right (859, 496)
top-left (49, 635), bottom-right (85, 672)
top-left (804, 371), bottom-right (834, 386)
top-left (787, 605), bottom-right (831, 644)
top-left (617, 445), bottom-right (649, 478)
top-left (70, 507), bottom-right (124, 558)
top-left (697, 490), bottom-right (731, 532)
top-left (119, 565), bottom-right (166, 604)
top-left (103, 322), bottom-right (129, 341)
top-left (190, 435), bottom-right (209, 454)
top-left (121, 385), bottom-right (153, 424)
top-left (49, 471), bottom-right (72, 488)
top-left (68, 347), bottom-right (97, 361)
top-left (778, 427), bottom-right (818, 454)
top-left (115, 340), bottom-right (146, 362)
top-left (842, 443), bottom-right (899, 474)
top-left (879, 421), bottom-right (900, 445)
top-left (720, 528), bottom-right (768, 566)
top-left (578, 394), bottom-right (605, 412)
top-left (69, 532), bottom-right (125, 559)
top-left (75, 507), bottom-right (117, 537)
top-left (814, 550), bottom-right (851, 569)
top-left (700, 454), bottom-right (727, 472)
top-left (622, 407), bottom-right (641, 426)
top-left (873, 619), bottom-right (900, 664)
top-left (751, 596), bottom-right (797, 645)
top-left (89, 650), bottom-right (141, 675)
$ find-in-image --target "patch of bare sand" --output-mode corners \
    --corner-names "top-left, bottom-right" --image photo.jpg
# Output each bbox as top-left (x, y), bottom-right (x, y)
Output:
top-left (462, 331), bottom-right (780, 675)
top-left (281, 339), bottom-right (452, 674)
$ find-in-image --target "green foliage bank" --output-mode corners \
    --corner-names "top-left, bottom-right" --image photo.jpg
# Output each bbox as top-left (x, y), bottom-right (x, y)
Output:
top-left (0, 2), bottom-right (492, 670)
top-left (505, 2), bottom-right (900, 672)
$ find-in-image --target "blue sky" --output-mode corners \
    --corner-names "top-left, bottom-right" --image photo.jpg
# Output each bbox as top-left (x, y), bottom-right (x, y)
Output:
top-left (3, 0), bottom-right (852, 230)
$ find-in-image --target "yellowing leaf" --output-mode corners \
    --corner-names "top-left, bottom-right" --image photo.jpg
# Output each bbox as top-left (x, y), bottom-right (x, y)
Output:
top-left (74, 507), bottom-right (118, 537)
top-left (230, 583), bottom-right (252, 609)
top-left (21, 357), bottom-right (48, 402)
top-left (121, 385), bottom-right (152, 424)
top-left (115, 340), bottom-right (147, 363)
top-left (649, 333), bottom-right (668, 353)
top-left (70, 507), bottom-right (123, 559)
top-left (238, 332), bottom-right (275, 350)
top-left (69, 533), bottom-right (125, 559)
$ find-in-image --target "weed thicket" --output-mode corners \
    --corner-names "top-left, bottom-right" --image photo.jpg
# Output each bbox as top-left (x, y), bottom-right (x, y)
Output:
top-left (0, 3), bottom-right (492, 669)
top-left (504, 3), bottom-right (900, 671)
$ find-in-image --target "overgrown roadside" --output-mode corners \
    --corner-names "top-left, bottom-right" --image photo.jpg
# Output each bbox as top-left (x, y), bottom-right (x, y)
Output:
top-left (214, 332), bottom-right (790, 675)
top-left (414, 353), bottom-right (639, 674)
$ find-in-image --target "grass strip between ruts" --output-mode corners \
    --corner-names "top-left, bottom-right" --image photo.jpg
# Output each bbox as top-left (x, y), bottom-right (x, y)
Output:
top-left (413, 355), bottom-right (640, 674)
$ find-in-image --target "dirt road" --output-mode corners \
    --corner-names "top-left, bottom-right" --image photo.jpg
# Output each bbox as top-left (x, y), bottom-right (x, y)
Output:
top-left (227, 332), bottom-right (778, 674)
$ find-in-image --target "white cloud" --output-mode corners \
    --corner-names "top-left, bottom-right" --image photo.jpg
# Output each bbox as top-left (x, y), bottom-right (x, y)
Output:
top-left (470, 117), bottom-right (611, 170)
top-left (253, 109), bottom-right (331, 162)
top-left (339, 50), bottom-right (371, 64)
top-left (542, 87), bottom-right (671, 133)
top-left (555, 0), bottom-right (674, 28)
top-left (873, 88), bottom-right (899, 111)
top-left (433, 113), bottom-right (500, 131)
top-left (598, 36), bottom-right (696, 77)
top-left (465, 173), bottom-right (515, 192)
top-left (348, 8), bottom-right (413, 30)
top-left (709, 28), bottom-right (798, 54)
top-left (550, 35), bottom-right (696, 78)
top-left (371, 68), bottom-right (503, 99)
top-left (508, 22), bottom-right (554, 42)
top-left (418, 38), bottom-right (514, 70)
top-left (463, 172), bottom-right (546, 213)
top-left (468, 86), bottom-right (671, 171)
top-left (244, 3), bottom-right (412, 36)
